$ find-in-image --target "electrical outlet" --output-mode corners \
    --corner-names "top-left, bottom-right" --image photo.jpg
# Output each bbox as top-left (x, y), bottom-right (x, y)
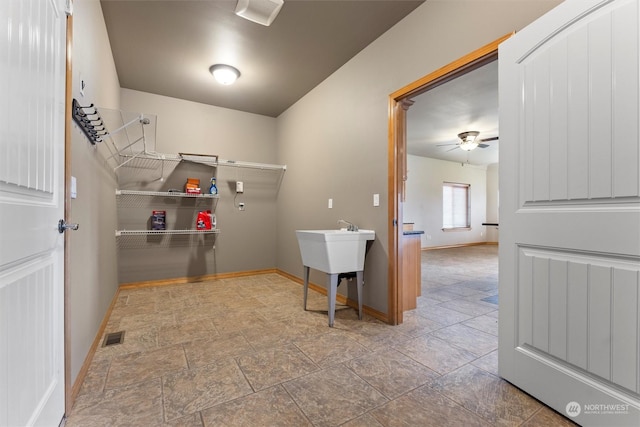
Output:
top-left (239, 202), bottom-right (245, 211)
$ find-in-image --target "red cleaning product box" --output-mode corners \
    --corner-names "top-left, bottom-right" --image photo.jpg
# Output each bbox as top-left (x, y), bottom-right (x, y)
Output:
top-left (196, 211), bottom-right (211, 230)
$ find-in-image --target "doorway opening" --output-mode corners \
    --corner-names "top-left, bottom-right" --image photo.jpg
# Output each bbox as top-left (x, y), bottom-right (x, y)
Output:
top-left (387, 33), bottom-right (512, 325)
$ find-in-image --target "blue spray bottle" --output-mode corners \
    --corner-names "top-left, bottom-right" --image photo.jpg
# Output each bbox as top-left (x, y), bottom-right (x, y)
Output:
top-left (209, 177), bottom-right (218, 195)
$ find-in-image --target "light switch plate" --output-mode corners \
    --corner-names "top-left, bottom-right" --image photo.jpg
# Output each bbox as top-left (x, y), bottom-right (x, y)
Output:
top-left (328, 198), bottom-right (333, 209)
top-left (71, 176), bottom-right (77, 199)
top-left (373, 193), bottom-right (380, 207)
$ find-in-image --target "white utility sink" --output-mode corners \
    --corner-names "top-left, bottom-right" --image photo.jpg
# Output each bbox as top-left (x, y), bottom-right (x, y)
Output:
top-left (296, 229), bottom-right (375, 274)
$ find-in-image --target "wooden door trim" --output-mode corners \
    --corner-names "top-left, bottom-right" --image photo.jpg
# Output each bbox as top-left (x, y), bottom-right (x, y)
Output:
top-left (64, 2), bottom-right (73, 415)
top-left (387, 32), bottom-right (513, 325)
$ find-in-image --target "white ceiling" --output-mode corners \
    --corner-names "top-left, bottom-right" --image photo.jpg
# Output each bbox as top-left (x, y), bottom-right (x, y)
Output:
top-left (99, 0), bottom-right (424, 118)
top-left (406, 60), bottom-right (499, 166)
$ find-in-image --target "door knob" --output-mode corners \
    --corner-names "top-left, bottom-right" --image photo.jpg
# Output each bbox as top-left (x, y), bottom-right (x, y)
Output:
top-left (58, 219), bottom-right (79, 234)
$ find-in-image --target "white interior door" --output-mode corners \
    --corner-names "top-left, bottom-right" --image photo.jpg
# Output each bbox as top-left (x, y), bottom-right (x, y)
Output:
top-left (0, 0), bottom-right (67, 425)
top-left (499, 1), bottom-right (640, 426)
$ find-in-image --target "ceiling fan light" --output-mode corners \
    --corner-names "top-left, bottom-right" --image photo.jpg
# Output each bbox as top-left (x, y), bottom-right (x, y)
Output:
top-left (458, 131), bottom-right (479, 143)
top-left (209, 64), bottom-right (241, 85)
top-left (457, 131), bottom-right (480, 151)
top-left (459, 141), bottom-right (479, 151)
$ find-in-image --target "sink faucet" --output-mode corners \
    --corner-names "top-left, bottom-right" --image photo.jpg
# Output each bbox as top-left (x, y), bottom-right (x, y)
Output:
top-left (338, 219), bottom-right (358, 231)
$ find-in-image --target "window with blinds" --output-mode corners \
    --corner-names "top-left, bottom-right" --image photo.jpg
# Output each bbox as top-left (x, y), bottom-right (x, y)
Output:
top-left (442, 182), bottom-right (470, 229)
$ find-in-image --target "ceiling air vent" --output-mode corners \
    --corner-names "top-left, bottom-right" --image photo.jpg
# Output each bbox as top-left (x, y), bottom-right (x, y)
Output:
top-left (235, 0), bottom-right (284, 26)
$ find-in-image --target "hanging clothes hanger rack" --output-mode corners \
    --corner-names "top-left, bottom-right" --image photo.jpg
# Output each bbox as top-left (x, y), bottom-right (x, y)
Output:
top-left (72, 98), bottom-right (107, 144)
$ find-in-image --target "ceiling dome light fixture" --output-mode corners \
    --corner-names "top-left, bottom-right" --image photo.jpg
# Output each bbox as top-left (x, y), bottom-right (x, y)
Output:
top-left (458, 131), bottom-right (480, 151)
top-left (209, 64), bottom-right (241, 85)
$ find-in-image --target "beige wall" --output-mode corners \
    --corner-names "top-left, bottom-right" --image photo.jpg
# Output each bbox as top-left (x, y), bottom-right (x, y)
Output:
top-left (120, 89), bottom-right (278, 164)
top-left (404, 156), bottom-right (489, 248)
top-left (275, 0), bottom-right (562, 314)
top-left (68, 0), bottom-right (121, 386)
top-left (118, 90), bottom-right (279, 283)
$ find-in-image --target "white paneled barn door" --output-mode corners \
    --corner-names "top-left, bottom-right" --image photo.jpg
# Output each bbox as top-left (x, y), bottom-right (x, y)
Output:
top-left (0, 0), bottom-right (67, 425)
top-left (499, 0), bottom-right (640, 425)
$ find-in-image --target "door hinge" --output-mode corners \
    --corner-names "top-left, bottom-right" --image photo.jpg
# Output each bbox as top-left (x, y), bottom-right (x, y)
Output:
top-left (65, 0), bottom-right (73, 16)
top-left (393, 219), bottom-right (398, 226)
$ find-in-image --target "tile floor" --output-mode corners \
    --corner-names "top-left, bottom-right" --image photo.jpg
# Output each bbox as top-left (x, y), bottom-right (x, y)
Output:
top-left (65, 245), bottom-right (576, 426)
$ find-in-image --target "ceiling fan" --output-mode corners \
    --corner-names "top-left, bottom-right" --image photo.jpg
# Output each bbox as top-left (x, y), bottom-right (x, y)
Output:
top-left (437, 131), bottom-right (498, 152)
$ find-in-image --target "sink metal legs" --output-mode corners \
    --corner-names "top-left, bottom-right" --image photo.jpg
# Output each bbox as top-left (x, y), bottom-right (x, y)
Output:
top-left (302, 266), bottom-right (364, 327)
top-left (327, 273), bottom-right (338, 327)
top-left (356, 270), bottom-right (363, 321)
top-left (303, 266), bottom-right (310, 312)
